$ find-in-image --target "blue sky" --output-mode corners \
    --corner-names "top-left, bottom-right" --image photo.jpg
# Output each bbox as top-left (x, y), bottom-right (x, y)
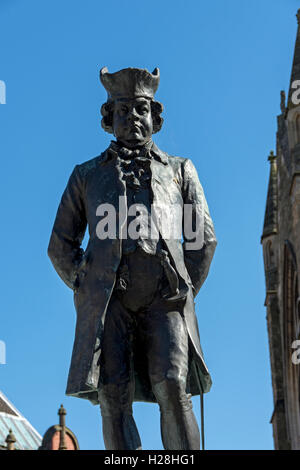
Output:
top-left (0, 0), bottom-right (299, 450)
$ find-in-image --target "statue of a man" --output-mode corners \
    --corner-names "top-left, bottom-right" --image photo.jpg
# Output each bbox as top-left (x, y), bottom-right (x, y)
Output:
top-left (48, 67), bottom-right (217, 450)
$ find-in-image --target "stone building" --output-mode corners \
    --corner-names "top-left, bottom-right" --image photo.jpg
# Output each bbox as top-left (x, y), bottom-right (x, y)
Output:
top-left (262, 9), bottom-right (300, 450)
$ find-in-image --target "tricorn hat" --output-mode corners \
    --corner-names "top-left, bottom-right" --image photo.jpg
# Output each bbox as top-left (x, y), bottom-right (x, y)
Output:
top-left (100, 66), bottom-right (160, 102)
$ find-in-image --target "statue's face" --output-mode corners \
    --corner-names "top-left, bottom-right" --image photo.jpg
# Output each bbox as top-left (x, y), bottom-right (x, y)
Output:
top-left (112, 97), bottom-right (153, 148)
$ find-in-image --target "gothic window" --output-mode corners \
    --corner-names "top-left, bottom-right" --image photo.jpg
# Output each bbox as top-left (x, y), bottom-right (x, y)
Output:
top-left (283, 240), bottom-right (300, 448)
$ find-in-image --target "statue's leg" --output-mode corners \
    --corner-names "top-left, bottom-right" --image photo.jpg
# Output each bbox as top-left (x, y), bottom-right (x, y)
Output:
top-left (140, 299), bottom-right (200, 450)
top-left (98, 293), bottom-right (142, 450)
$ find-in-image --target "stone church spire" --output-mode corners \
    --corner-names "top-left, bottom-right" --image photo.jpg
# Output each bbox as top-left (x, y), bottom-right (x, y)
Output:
top-left (288, 9), bottom-right (300, 109)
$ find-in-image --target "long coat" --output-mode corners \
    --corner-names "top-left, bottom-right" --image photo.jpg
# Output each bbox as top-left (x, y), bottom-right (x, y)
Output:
top-left (48, 142), bottom-right (217, 405)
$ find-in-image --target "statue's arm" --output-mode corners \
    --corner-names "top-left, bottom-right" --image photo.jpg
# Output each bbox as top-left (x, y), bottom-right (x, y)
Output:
top-left (48, 165), bottom-right (87, 289)
top-left (181, 158), bottom-right (217, 297)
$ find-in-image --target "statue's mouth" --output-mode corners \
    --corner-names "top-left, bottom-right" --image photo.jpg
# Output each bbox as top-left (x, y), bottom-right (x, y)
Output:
top-left (129, 126), bottom-right (141, 135)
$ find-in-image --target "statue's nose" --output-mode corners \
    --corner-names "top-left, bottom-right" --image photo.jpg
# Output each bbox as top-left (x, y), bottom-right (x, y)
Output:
top-left (127, 108), bottom-right (139, 122)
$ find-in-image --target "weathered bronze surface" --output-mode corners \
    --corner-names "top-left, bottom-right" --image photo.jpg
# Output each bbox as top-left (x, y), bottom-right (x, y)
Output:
top-left (48, 67), bottom-right (217, 450)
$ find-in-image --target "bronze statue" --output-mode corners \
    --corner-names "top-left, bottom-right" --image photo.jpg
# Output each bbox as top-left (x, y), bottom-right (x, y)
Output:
top-left (48, 67), bottom-right (217, 450)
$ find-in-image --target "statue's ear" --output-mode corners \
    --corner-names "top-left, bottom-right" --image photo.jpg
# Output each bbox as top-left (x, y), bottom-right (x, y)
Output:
top-left (101, 102), bottom-right (110, 116)
top-left (151, 100), bottom-right (164, 134)
top-left (100, 101), bottom-right (114, 134)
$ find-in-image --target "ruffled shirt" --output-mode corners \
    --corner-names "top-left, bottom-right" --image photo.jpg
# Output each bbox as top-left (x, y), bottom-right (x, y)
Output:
top-left (109, 140), bottom-right (154, 191)
top-left (109, 140), bottom-right (162, 256)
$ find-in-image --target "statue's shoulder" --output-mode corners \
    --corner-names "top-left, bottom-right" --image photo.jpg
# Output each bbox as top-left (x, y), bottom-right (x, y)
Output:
top-left (164, 152), bottom-right (189, 174)
top-left (152, 143), bottom-right (187, 170)
top-left (164, 153), bottom-right (201, 185)
top-left (166, 153), bottom-right (187, 165)
top-left (166, 153), bottom-right (199, 171)
top-left (75, 153), bottom-right (104, 179)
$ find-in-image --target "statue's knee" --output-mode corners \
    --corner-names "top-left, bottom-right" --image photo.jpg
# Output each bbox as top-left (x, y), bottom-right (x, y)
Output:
top-left (151, 378), bottom-right (192, 413)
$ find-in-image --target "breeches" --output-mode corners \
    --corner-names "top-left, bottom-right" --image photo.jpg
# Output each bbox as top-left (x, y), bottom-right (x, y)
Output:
top-left (98, 289), bottom-right (193, 417)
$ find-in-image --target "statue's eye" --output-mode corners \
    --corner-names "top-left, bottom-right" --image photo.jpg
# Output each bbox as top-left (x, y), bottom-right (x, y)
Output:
top-left (119, 106), bottom-right (128, 116)
top-left (138, 106), bottom-right (148, 115)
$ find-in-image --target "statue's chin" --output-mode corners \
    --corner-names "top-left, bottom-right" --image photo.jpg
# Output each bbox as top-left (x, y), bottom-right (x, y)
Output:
top-left (117, 138), bottom-right (148, 149)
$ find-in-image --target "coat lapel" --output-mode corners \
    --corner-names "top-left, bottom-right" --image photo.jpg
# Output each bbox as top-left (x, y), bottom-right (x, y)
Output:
top-left (99, 148), bottom-right (127, 238)
top-left (150, 146), bottom-right (189, 290)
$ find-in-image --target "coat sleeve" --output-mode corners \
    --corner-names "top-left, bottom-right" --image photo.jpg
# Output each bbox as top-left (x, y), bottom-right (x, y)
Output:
top-left (181, 158), bottom-right (217, 297)
top-left (48, 165), bottom-right (87, 290)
